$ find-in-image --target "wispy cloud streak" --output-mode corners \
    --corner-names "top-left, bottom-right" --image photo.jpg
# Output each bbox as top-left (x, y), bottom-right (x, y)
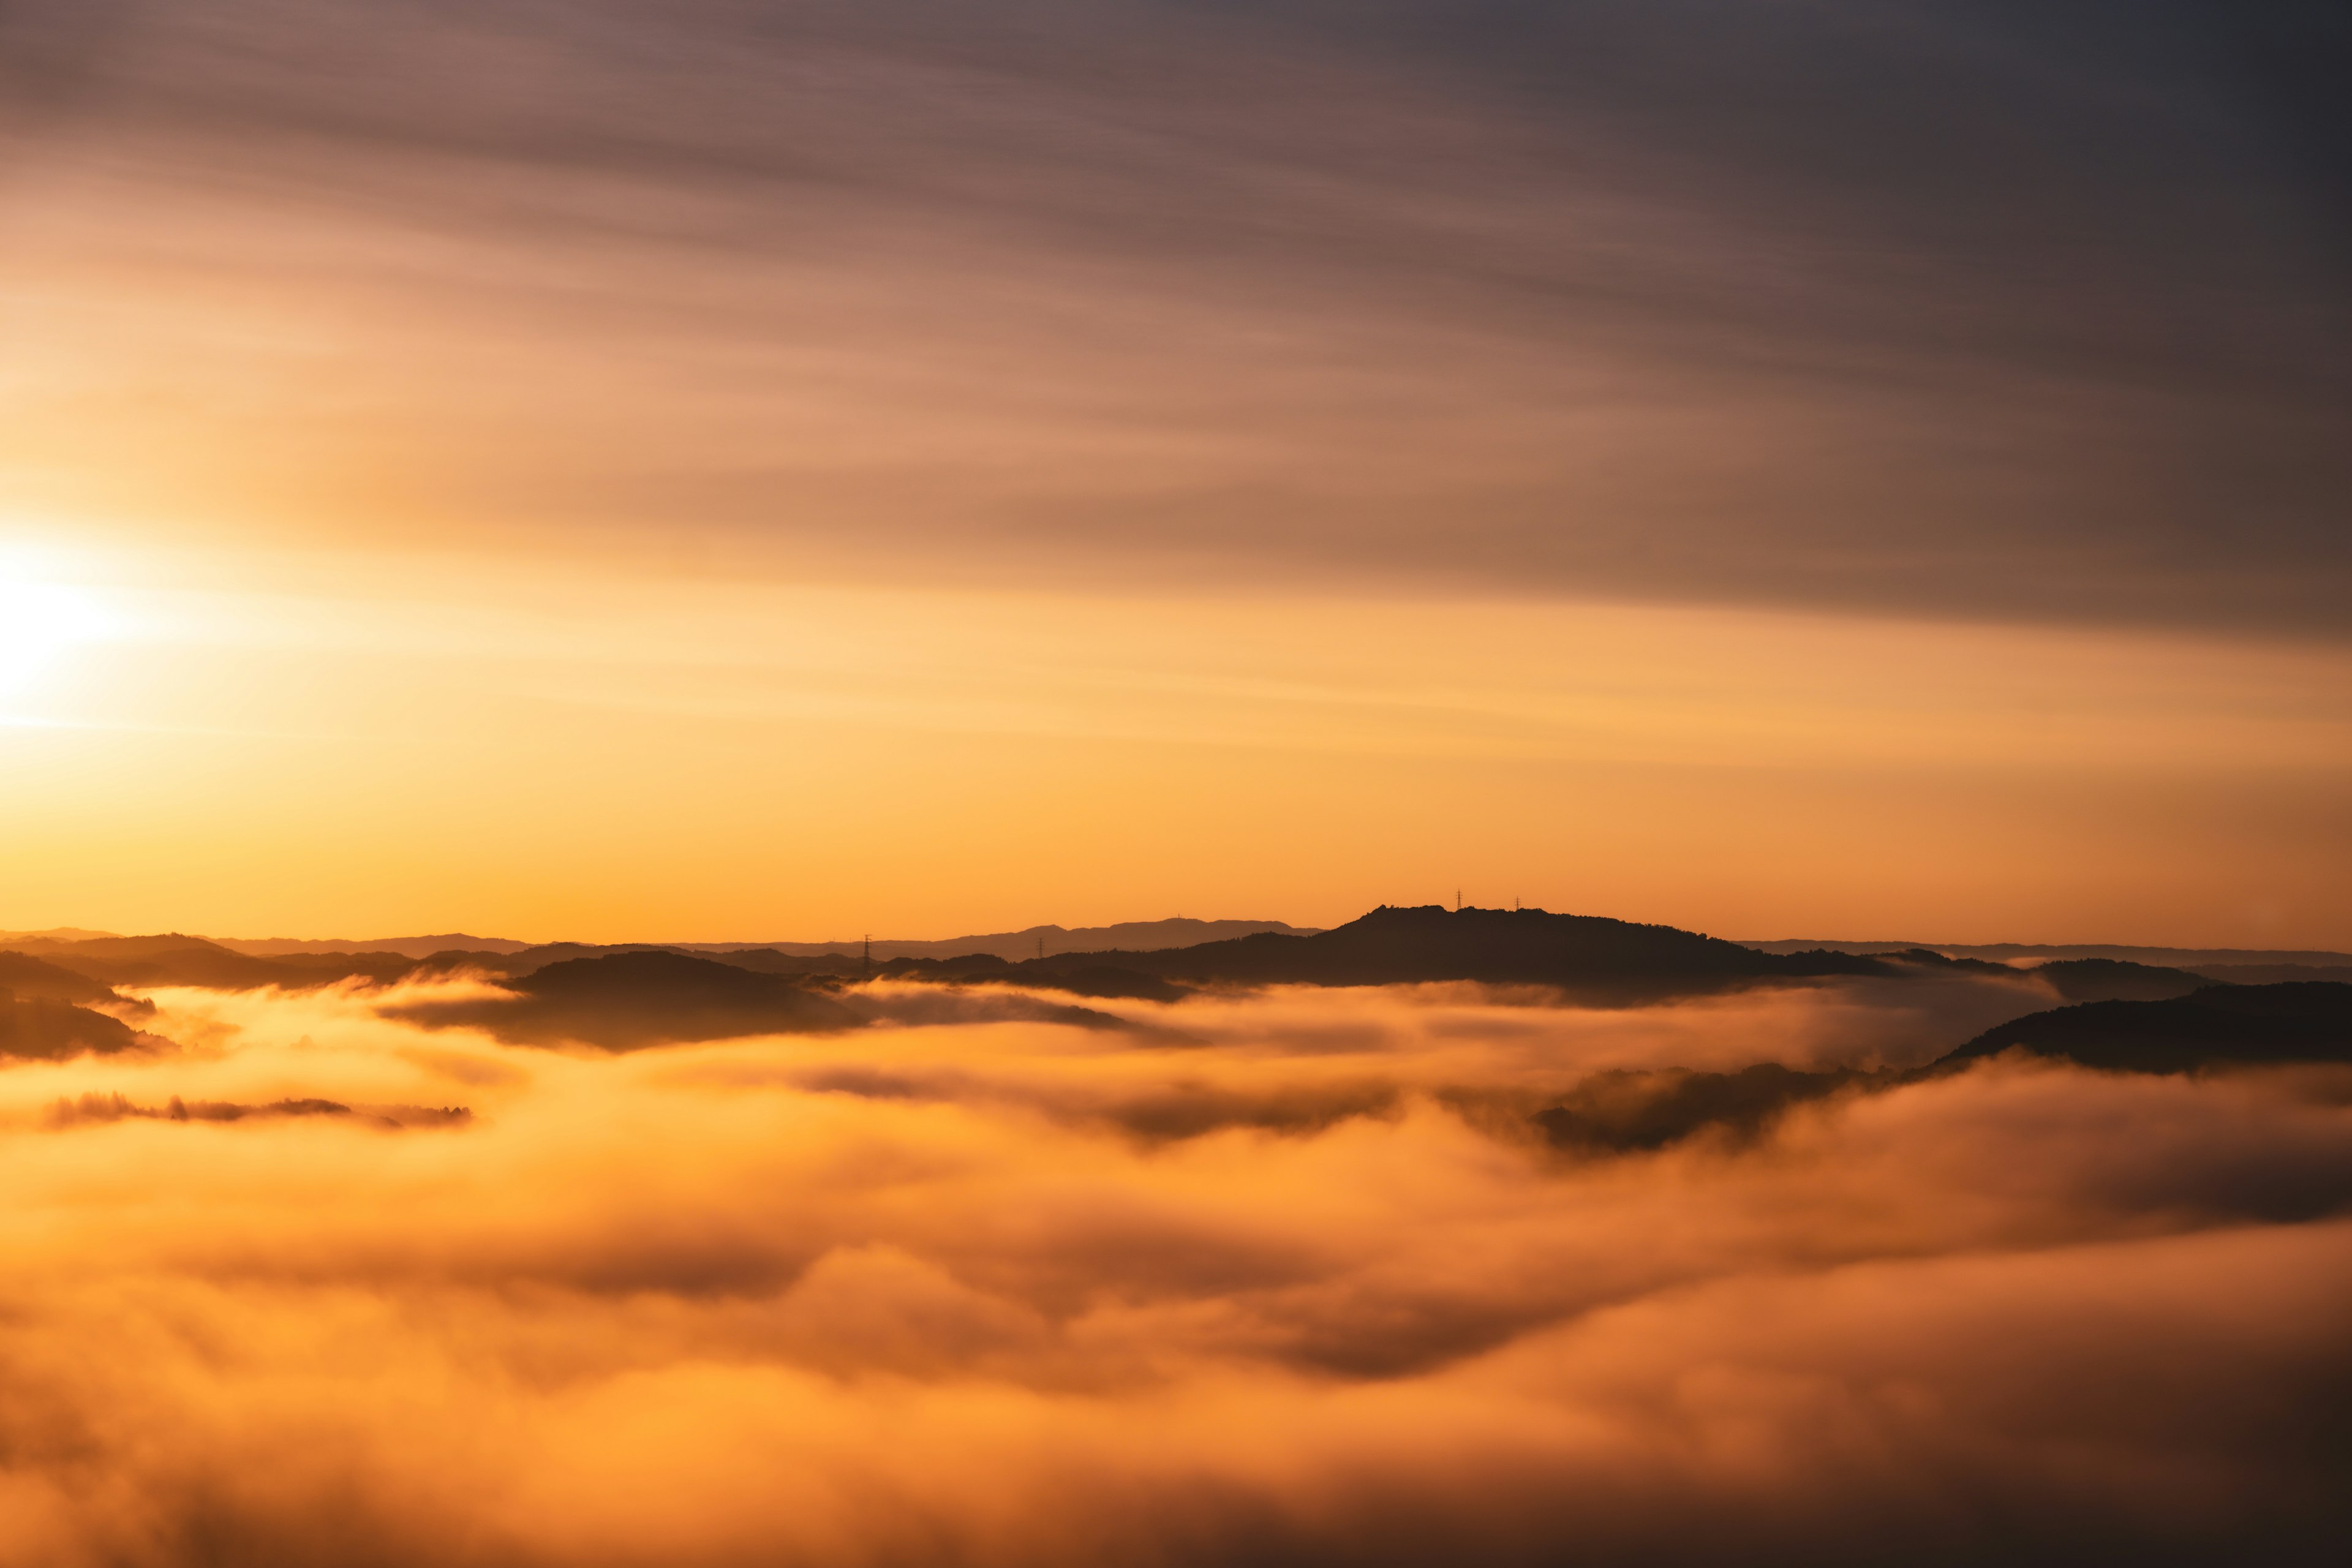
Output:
top-left (2, 1), bottom-right (2345, 632)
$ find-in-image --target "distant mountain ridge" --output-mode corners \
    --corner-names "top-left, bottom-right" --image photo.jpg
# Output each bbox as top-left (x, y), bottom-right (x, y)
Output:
top-left (1930, 982), bottom-right (2352, 1075)
top-left (0, 910), bottom-right (2256, 1010)
top-left (12, 912), bottom-right (2350, 1074)
top-left (200, 918), bottom-right (1315, 962)
top-left (1743, 938), bottom-right (2352, 968)
top-left (0, 998), bottom-right (143, 1060)
top-left (692, 918), bottom-right (1322, 961)
top-left (216, 933), bottom-right (535, 959)
top-left (952, 905), bottom-right (1901, 1001)
top-left (388, 950), bottom-right (860, 1049)
top-left (1533, 980), bottom-right (2352, 1156)
top-left (26, 922), bottom-right (2351, 969)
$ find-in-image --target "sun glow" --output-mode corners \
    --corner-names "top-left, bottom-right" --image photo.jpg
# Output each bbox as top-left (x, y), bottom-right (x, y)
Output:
top-left (0, 578), bottom-right (111, 697)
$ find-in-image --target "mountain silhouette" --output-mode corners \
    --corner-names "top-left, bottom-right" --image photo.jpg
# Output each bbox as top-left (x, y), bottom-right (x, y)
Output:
top-left (846, 953), bottom-right (1193, 1003)
top-left (0, 951), bottom-right (151, 1012)
top-left (2030, 958), bottom-right (2211, 1004)
top-left (790, 927), bottom-right (2221, 1011)
top-left (43, 1092), bottom-right (471, 1129)
top-left (1536, 1063), bottom-right (1874, 1153)
top-left (674, 908), bottom-right (2002, 1005)
top-left (1531, 980), bottom-right (2352, 1156)
top-left (697, 918), bottom-right (1320, 963)
top-left (11, 911), bottom-right (2305, 1029)
top-left (199, 919), bottom-right (1316, 966)
top-left (2193, 962), bottom-right (2352, 987)
top-left (1931, 982), bottom-right (2352, 1075)
top-left (14, 934), bottom-right (312, 989)
top-left (213, 933), bottom-right (536, 959)
top-left (386, 950), bottom-right (861, 1049)
top-left (1743, 937), bottom-right (2352, 970)
top-left (993, 905), bottom-right (1885, 1000)
top-left (13, 934), bottom-right (424, 990)
top-left (0, 996), bottom-right (145, 1060)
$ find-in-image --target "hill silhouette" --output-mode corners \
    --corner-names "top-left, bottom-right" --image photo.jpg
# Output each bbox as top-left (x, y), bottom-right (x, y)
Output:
top-left (1931, 982), bottom-right (2352, 1075)
top-left (678, 909), bottom-right (2112, 1006)
top-left (13, 935), bottom-right (317, 989)
top-left (695, 918), bottom-right (1319, 963)
top-left (0, 997), bottom-right (145, 1060)
top-left (12, 935), bottom-right (425, 990)
top-left (43, 1093), bottom-right (470, 1129)
top-left (3, 911), bottom-right (2288, 1027)
top-left (979, 905), bottom-right (1885, 1001)
top-left (214, 933), bottom-right (535, 959)
top-left (2193, 962), bottom-right (2352, 987)
top-left (1529, 979), bottom-right (2352, 1154)
top-left (1536, 1063), bottom-right (1874, 1153)
top-left (1743, 937), bottom-right (2352, 970)
top-left (2030, 958), bottom-right (2211, 1003)
top-left (199, 919), bottom-right (1316, 965)
top-left (840, 953), bottom-right (1193, 1003)
top-left (386, 951), bottom-right (861, 1049)
top-left (0, 952), bottom-right (151, 1012)
top-left (897, 925), bottom-right (2256, 1009)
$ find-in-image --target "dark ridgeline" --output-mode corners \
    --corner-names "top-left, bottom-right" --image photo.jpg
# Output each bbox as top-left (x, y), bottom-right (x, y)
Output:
top-left (0, 951), bottom-right (156, 1060)
top-left (1534, 1063), bottom-right (1871, 1154)
top-left (42, 1093), bottom-right (470, 1129)
top-left (6, 907), bottom-right (1875, 1003)
top-left (0, 905), bottom-right (2252, 1010)
top-left (2195, 963), bottom-right (2352, 987)
top-left (881, 905), bottom-right (1894, 1003)
top-left (2027, 958), bottom-right (2211, 1003)
top-left (848, 926), bottom-right (2239, 1010)
top-left (1106, 905), bottom-right (1817, 993)
top-left (216, 933), bottom-right (533, 959)
top-left (0, 992), bottom-right (143, 1060)
top-left (1740, 938), bottom-right (2352, 970)
top-left (198, 919), bottom-right (1317, 967)
top-left (826, 953), bottom-right (1194, 1003)
top-left (977, 908), bottom-right (2214, 1001)
top-left (692, 918), bottom-right (1316, 963)
top-left (1932, 982), bottom-right (2352, 1076)
top-left (10, 910), bottom-right (2349, 1070)
top-left (386, 950), bottom-right (861, 1049)
top-left (0, 950), bottom-right (151, 1009)
top-left (1532, 981), bottom-right (2352, 1157)
top-left (0, 933), bottom-right (417, 990)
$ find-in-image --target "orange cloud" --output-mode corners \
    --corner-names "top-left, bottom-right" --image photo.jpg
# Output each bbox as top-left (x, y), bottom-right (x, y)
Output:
top-left (0, 979), bottom-right (2341, 1563)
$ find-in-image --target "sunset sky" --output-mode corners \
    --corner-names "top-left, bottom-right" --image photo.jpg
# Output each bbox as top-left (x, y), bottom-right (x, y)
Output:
top-left (5, 12), bottom-right (2352, 1568)
top-left (2, 1), bottom-right (2346, 944)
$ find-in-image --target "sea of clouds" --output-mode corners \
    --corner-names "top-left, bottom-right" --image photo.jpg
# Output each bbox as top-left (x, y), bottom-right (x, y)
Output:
top-left (0, 974), bottom-right (2346, 1566)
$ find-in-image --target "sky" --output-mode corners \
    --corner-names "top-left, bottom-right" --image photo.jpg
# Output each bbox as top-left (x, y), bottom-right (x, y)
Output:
top-left (2, 0), bottom-right (2348, 944)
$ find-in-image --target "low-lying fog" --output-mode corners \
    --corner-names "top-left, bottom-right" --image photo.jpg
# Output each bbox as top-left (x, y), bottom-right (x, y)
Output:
top-left (2, 974), bottom-right (2345, 1566)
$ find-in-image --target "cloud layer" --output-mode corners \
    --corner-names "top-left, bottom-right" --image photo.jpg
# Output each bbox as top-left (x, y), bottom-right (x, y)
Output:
top-left (4, 1), bottom-right (2346, 632)
top-left (0, 976), bottom-right (2343, 1564)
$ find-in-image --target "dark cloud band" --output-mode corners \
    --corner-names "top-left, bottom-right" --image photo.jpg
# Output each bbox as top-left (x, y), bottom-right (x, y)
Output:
top-left (4, 1), bottom-right (2345, 633)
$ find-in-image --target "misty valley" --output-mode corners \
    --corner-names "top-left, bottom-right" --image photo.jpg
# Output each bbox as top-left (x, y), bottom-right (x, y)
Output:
top-left (0, 907), bottom-right (2345, 1564)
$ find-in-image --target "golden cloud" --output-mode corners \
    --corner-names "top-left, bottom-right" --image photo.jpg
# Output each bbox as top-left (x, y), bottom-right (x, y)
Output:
top-left (0, 978), bottom-right (2342, 1564)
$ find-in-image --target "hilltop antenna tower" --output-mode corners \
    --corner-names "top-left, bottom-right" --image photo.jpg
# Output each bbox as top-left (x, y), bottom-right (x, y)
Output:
top-left (862, 933), bottom-right (870, 975)
top-left (1455, 889), bottom-right (1462, 912)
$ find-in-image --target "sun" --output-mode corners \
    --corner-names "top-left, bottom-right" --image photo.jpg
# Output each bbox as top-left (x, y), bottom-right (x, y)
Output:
top-left (0, 577), bottom-right (111, 698)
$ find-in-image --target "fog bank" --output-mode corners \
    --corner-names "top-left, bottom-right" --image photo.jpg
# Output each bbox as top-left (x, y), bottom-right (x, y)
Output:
top-left (0, 978), bottom-right (2342, 1564)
